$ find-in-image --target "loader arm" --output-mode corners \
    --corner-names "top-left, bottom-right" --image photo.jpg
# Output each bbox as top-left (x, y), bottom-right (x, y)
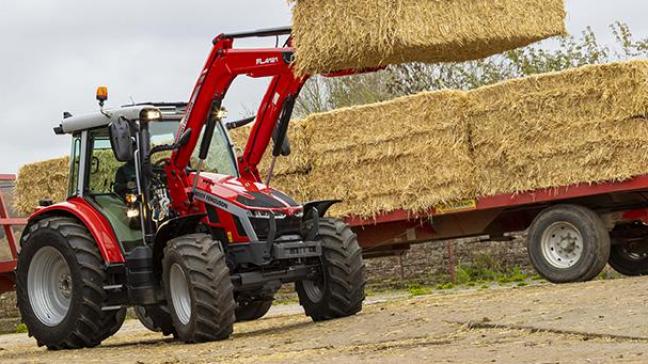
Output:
top-left (168, 29), bottom-right (308, 211)
top-left (168, 27), bottom-right (380, 213)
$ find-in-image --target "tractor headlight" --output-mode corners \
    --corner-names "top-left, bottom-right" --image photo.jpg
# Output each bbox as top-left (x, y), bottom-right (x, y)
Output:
top-left (140, 108), bottom-right (162, 122)
top-left (126, 208), bottom-right (140, 218)
top-left (250, 210), bottom-right (285, 219)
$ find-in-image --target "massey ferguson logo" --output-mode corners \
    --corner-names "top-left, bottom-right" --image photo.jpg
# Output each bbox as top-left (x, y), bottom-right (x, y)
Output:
top-left (256, 57), bottom-right (279, 65)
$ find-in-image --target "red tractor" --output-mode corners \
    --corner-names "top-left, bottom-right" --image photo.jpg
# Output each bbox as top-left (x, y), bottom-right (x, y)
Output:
top-left (16, 27), bottom-right (366, 349)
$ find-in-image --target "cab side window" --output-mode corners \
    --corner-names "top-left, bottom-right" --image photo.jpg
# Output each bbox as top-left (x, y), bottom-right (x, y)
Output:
top-left (86, 130), bottom-right (131, 196)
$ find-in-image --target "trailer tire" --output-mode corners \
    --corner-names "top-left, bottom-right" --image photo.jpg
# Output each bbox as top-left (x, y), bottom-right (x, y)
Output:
top-left (235, 298), bottom-right (273, 322)
top-left (527, 205), bottom-right (610, 283)
top-left (16, 217), bottom-right (118, 349)
top-left (134, 305), bottom-right (176, 336)
top-left (296, 218), bottom-right (366, 321)
top-left (162, 234), bottom-right (235, 343)
top-left (608, 242), bottom-right (648, 276)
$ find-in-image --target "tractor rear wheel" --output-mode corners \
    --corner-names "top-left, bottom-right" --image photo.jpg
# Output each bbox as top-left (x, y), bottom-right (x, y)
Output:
top-left (162, 234), bottom-right (235, 343)
top-left (296, 218), bottom-right (366, 321)
top-left (16, 217), bottom-right (120, 349)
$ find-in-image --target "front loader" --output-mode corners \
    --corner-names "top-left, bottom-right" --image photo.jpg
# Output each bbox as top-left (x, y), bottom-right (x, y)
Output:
top-left (15, 27), bottom-right (367, 349)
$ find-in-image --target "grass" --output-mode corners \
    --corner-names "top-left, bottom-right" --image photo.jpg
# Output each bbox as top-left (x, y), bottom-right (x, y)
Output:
top-left (392, 253), bottom-right (544, 298)
top-left (15, 322), bottom-right (27, 334)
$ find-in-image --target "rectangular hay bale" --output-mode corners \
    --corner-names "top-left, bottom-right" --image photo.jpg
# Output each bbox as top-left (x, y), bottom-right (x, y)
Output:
top-left (303, 91), bottom-right (473, 217)
top-left (14, 157), bottom-right (69, 215)
top-left (468, 60), bottom-right (648, 196)
top-left (292, 0), bottom-right (566, 75)
top-left (228, 121), bottom-right (312, 176)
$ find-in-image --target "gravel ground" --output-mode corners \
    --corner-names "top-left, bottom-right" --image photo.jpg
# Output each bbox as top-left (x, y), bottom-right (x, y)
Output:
top-left (2, 277), bottom-right (648, 363)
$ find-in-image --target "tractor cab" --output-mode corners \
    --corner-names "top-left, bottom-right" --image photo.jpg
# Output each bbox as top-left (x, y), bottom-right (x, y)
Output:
top-left (54, 93), bottom-right (186, 253)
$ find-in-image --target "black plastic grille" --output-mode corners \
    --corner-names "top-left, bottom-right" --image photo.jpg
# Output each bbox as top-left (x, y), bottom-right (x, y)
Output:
top-left (250, 215), bottom-right (301, 240)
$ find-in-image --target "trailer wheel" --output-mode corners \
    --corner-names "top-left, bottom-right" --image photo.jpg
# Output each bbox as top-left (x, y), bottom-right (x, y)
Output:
top-left (527, 205), bottom-right (610, 283)
top-left (162, 234), bottom-right (235, 343)
top-left (235, 298), bottom-right (273, 322)
top-left (296, 218), bottom-right (366, 321)
top-left (134, 305), bottom-right (176, 336)
top-left (608, 241), bottom-right (648, 276)
top-left (16, 217), bottom-right (119, 349)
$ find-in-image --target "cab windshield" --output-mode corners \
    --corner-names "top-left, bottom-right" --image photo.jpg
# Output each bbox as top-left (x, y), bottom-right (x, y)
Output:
top-left (191, 121), bottom-right (238, 177)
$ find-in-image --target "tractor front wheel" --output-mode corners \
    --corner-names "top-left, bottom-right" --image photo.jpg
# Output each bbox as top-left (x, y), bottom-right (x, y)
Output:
top-left (16, 217), bottom-right (120, 349)
top-left (162, 234), bottom-right (235, 343)
top-left (296, 218), bottom-right (366, 321)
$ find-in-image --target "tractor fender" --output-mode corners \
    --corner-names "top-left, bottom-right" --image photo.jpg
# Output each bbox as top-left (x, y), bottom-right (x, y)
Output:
top-left (152, 214), bottom-right (206, 276)
top-left (302, 200), bottom-right (341, 219)
top-left (24, 197), bottom-right (125, 263)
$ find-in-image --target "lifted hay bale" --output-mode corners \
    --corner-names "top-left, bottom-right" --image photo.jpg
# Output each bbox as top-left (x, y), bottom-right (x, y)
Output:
top-left (292, 0), bottom-right (566, 75)
top-left (468, 60), bottom-right (648, 196)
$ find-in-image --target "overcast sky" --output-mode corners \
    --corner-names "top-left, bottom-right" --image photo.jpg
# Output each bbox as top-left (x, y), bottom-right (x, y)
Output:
top-left (0, 0), bottom-right (646, 173)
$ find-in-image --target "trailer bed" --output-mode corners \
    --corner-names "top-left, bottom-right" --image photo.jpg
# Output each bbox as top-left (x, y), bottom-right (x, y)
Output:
top-left (347, 175), bottom-right (648, 255)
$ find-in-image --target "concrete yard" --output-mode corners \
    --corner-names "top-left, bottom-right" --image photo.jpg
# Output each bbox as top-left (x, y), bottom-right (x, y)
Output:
top-left (2, 277), bottom-right (648, 363)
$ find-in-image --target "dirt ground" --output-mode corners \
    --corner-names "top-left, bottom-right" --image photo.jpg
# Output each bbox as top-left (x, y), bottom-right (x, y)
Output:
top-left (2, 277), bottom-right (648, 364)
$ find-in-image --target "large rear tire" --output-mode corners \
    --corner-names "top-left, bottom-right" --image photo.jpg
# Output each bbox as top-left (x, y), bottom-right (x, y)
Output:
top-left (16, 217), bottom-right (121, 349)
top-left (162, 234), bottom-right (235, 343)
top-left (296, 218), bottom-right (366, 321)
top-left (527, 205), bottom-right (610, 283)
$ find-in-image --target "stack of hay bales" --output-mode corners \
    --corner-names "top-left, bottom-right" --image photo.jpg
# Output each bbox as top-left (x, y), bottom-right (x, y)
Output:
top-left (14, 157), bottom-right (69, 215)
top-left (301, 91), bottom-right (472, 217)
top-left (291, 0), bottom-right (566, 75)
top-left (16, 61), bottom-right (648, 220)
top-left (14, 150), bottom-right (136, 215)
top-left (468, 60), bottom-right (648, 196)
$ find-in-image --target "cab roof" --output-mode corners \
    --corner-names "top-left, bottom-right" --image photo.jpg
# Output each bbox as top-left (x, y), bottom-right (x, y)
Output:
top-left (54, 102), bottom-right (187, 135)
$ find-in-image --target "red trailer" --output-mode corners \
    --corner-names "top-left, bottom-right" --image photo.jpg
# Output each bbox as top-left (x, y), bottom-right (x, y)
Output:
top-left (346, 175), bottom-right (648, 283)
top-left (0, 174), bottom-right (26, 294)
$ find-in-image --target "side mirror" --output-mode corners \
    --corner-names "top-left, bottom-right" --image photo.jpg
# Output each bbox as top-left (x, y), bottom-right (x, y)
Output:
top-left (108, 117), bottom-right (134, 162)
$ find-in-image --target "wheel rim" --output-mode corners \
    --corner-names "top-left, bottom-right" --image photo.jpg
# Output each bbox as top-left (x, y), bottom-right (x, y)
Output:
top-left (302, 279), bottom-right (324, 303)
top-left (540, 221), bottom-right (584, 269)
top-left (27, 246), bottom-right (72, 326)
top-left (169, 263), bottom-right (192, 325)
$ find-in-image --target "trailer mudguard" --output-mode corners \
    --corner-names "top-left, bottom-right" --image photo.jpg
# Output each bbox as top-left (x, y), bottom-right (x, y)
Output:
top-left (24, 197), bottom-right (125, 263)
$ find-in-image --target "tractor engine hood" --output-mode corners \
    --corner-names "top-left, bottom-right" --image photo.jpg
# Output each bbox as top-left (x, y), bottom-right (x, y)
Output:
top-left (192, 172), bottom-right (303, 216)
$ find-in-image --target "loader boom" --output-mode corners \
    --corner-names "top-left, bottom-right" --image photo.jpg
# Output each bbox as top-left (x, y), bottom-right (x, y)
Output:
top-left (170, 29), bottom-right (308, 195)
